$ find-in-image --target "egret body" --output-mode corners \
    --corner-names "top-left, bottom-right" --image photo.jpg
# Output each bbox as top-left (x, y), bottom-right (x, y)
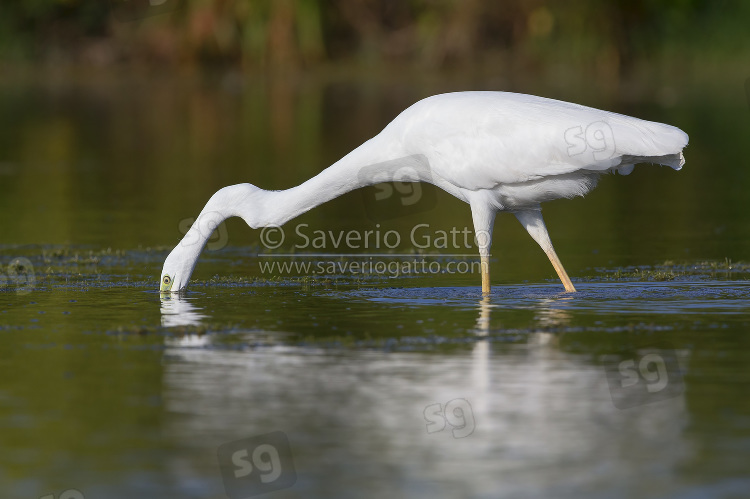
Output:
top-left (160, 91), bottom-right (688, 293)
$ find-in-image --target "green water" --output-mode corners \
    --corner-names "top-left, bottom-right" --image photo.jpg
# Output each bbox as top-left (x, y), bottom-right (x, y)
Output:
top-left (1, 69), bottom-right (750, 498)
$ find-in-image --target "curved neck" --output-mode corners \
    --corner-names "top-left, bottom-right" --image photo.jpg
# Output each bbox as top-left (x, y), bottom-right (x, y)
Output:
top-left (168, 134), bottom-right (431, 290)
top-left (174, 207), bottom-right (227, 275)
top-left (256, 143), bottom-right (430, 226)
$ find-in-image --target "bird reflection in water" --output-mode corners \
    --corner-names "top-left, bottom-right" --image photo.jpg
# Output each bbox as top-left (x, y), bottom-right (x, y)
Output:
top-left (467, 291), bottom-right (573, 420)
top-left (471, 291), bottom-right (573, 377)
top-left (160, 294), bottom-right (208, 327)
top-left (472, 292), bottom-right (573, 336)
top-left (528, 294), bottom-right (573, 348)
top-left (160, 295), bottom-right (211, 348)
top-left (473, 295), bottom-right (495, 337)
top-left (471, 296), bottom-right (495, 417)
top-left (533, 295), bottom-right (573, 329)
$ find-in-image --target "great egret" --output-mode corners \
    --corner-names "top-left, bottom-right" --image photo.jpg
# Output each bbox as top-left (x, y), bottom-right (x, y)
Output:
top-left (160, 91), bottom-right (688, 293)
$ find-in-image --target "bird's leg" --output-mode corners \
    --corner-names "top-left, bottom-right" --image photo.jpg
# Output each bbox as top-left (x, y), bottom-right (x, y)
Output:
top-left (544, 247), bottom-right (576, 293)
top-left (481, 255), bottom-right (490, 294)
top-left (470, 203), bottom-right (497, 294)
top-left (515, 210), bottom-right (577, 293)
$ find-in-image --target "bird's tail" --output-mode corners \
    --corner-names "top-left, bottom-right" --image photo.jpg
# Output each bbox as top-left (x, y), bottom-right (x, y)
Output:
top-left (620, 151), bottom-right (685, 170)
top-left (608, 115), bottom-right (688, 174)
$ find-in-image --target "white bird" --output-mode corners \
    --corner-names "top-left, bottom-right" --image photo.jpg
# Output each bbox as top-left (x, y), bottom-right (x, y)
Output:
top-left (160, 91), bottom-right (688, 293)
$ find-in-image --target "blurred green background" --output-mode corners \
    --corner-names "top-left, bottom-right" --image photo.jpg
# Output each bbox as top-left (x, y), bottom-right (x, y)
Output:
top-left (1, 0), bottom-right (749, 70)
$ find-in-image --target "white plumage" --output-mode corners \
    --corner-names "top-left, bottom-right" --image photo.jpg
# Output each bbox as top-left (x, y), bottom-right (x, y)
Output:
top-left (160, 91), bottom-right (688, 293)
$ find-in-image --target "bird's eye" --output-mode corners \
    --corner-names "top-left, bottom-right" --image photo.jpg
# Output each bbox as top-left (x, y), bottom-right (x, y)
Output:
top-left (163, 276), bottom-right (171, 285)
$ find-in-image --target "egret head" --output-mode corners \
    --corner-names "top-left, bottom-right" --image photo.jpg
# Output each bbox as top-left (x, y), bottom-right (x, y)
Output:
top-left (159, 183), bottom-right (267, 293)
top-left (160, 243), bottom-right (196, 293)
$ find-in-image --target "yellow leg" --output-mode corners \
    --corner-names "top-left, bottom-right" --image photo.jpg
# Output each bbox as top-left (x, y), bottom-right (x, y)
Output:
top-left (470, 202), bottom-right (496, 295)
top-left (515, 210), bottom-right (577, 293)
top-left (545, 247), bottom-right (577, 293)
top-left (481, 255), bottom-right (491, 294)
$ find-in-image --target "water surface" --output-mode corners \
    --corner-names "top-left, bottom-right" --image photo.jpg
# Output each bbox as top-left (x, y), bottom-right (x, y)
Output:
top-left (1, 70), bottom-right (750, 498)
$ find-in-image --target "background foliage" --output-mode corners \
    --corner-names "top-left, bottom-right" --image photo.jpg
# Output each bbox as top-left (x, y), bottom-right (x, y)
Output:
top-left (0, 0), bottom-right (748, 71)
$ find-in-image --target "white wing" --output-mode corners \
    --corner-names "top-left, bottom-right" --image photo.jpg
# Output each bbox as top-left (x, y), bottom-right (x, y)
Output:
top-left (390, 91), bottom-right (688, 190)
